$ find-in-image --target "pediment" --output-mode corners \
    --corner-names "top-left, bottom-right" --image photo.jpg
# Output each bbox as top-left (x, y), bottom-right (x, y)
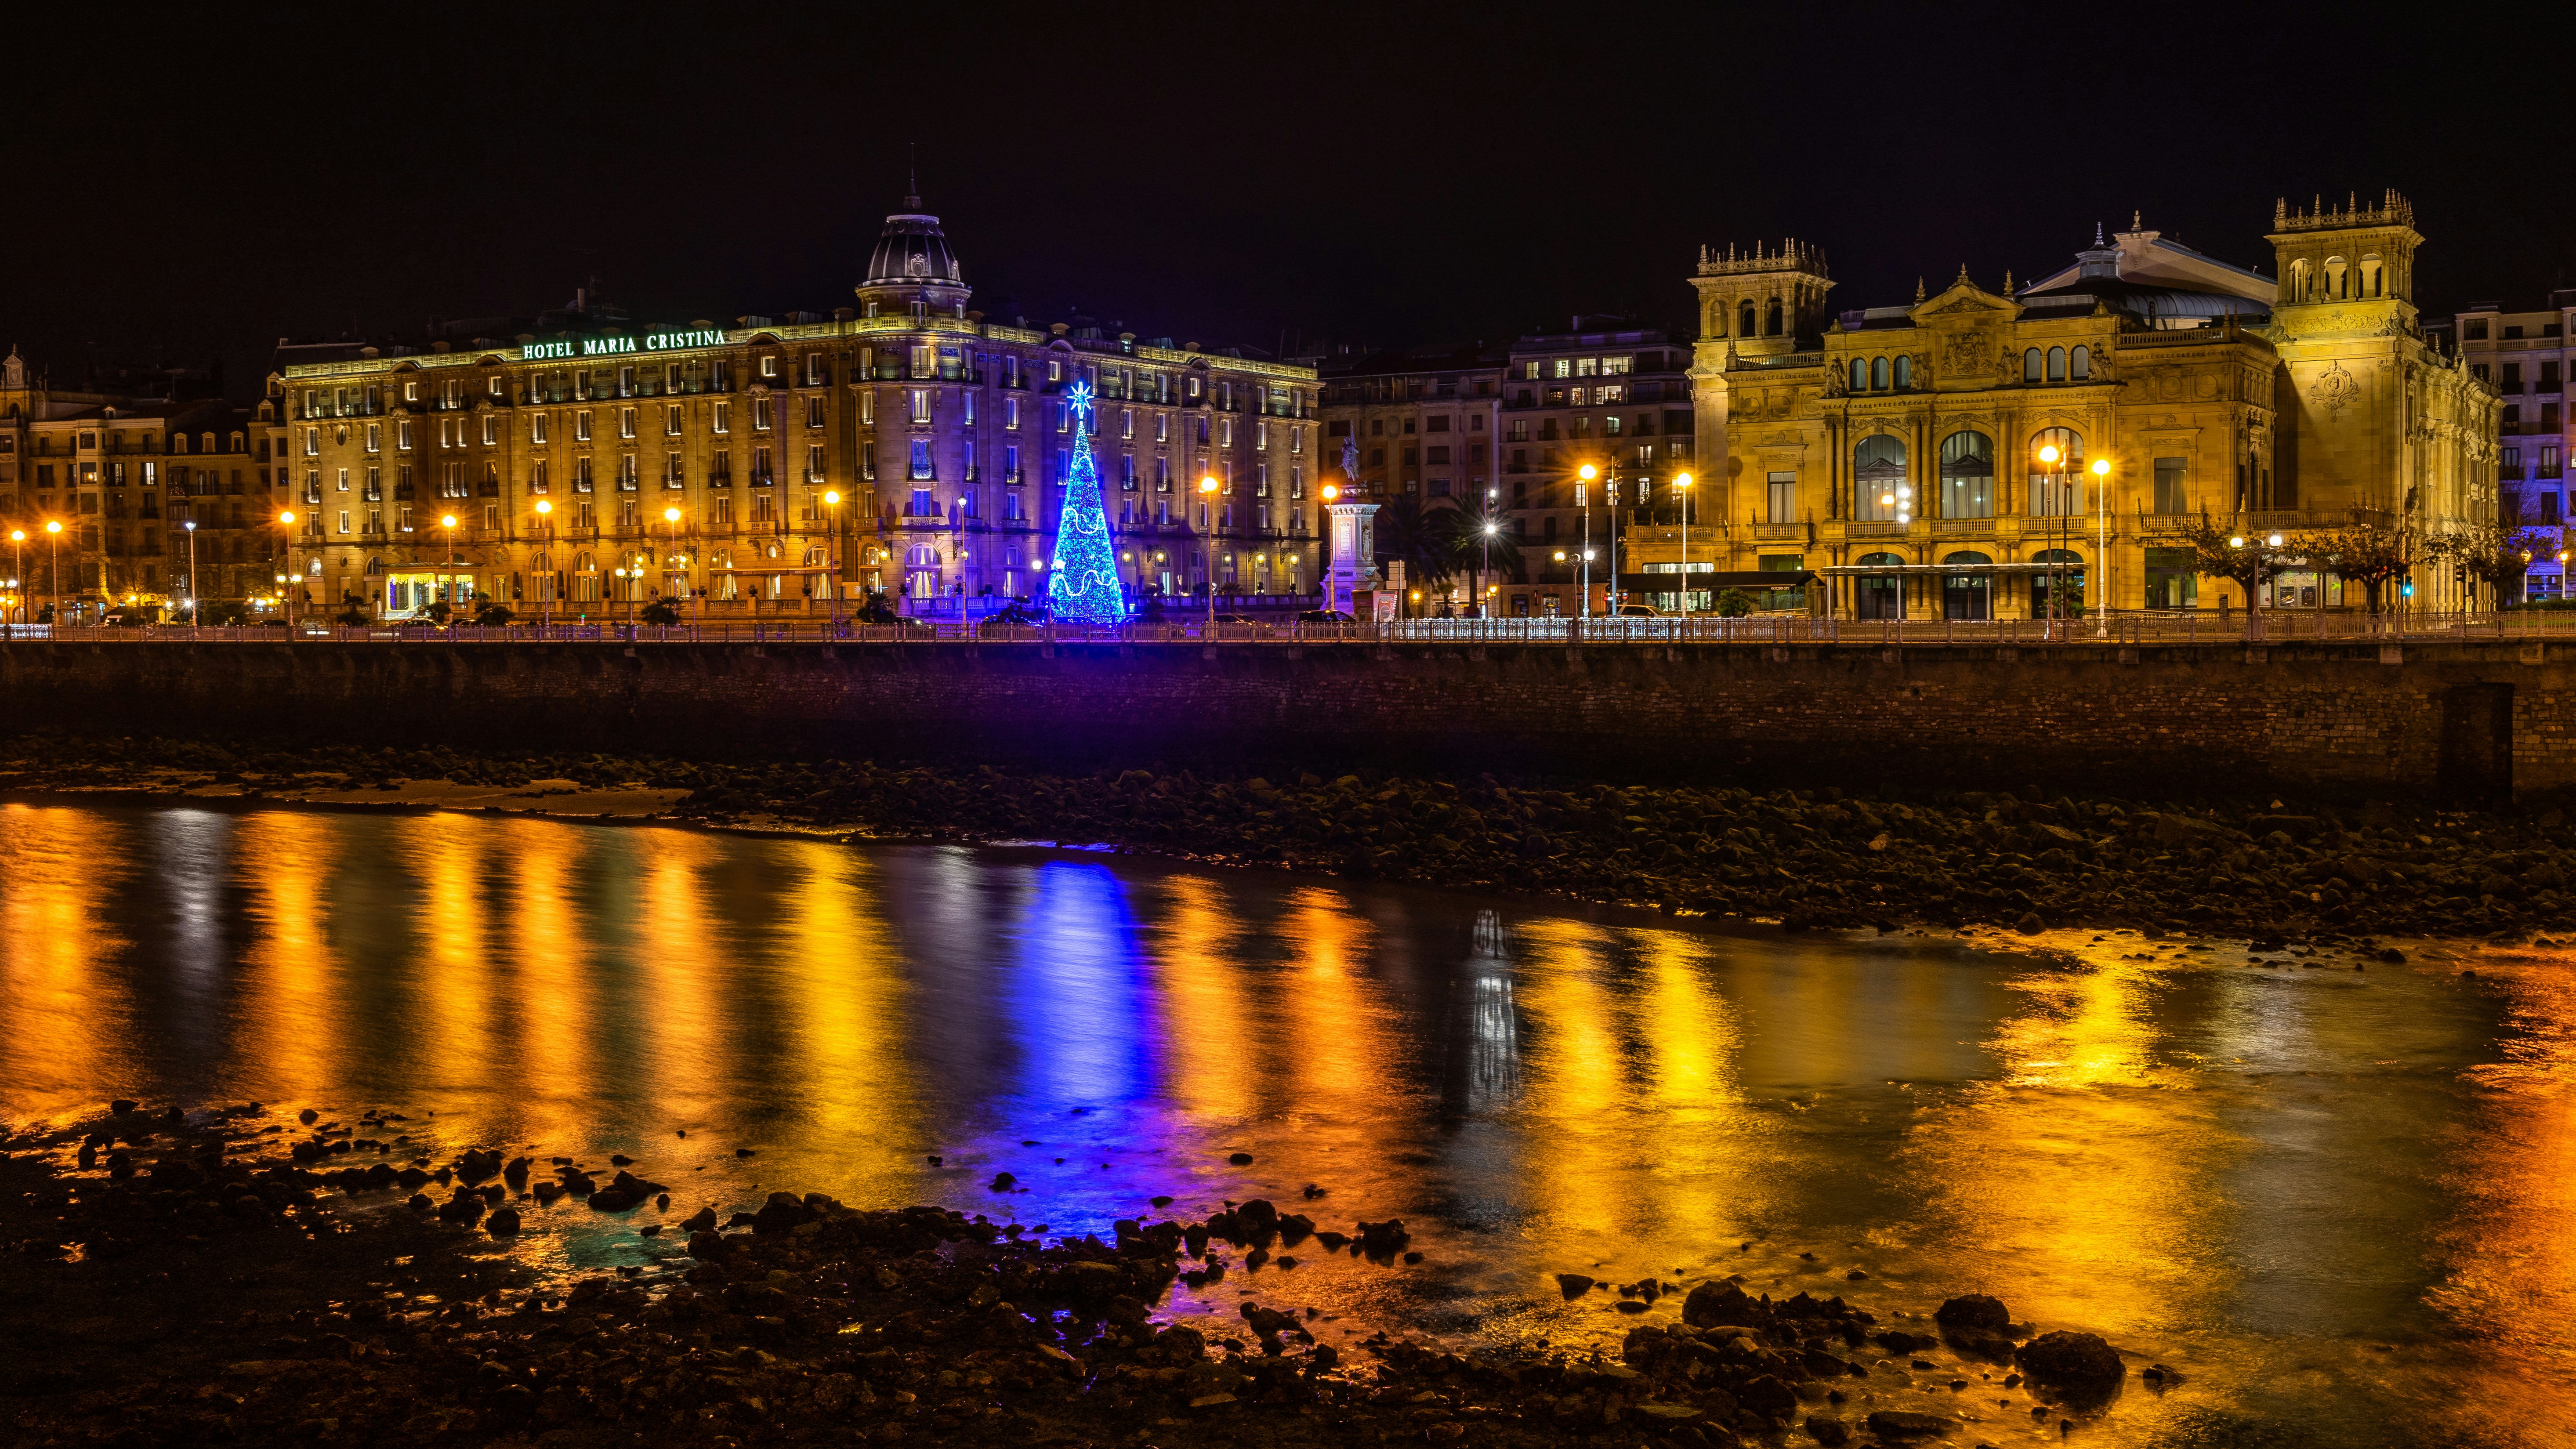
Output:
top-left (1910, 281), bottom-right (2022, 324)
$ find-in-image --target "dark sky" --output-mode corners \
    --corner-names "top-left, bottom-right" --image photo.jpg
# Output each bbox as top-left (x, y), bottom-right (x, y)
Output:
top-left (10, 1), bottom-right (2572, 399)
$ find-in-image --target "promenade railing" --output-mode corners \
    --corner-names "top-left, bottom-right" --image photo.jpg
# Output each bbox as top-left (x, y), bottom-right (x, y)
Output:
top-left (10, 609), bottom-right (2576, 648)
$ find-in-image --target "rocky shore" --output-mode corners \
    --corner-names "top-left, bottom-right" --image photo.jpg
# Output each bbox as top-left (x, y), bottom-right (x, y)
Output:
top-left (4, 733), bottom-right (2568, 942)
top-left (3, 1102), bottom-right (2154, 1449)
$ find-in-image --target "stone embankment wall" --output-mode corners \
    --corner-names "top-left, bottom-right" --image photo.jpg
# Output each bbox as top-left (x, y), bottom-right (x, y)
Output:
top-left (2, 639), bottom-right (2568, 800)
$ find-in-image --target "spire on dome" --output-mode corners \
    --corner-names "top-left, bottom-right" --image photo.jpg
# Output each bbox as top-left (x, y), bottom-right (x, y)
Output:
top-left (905, 142), bottom-right (920, 211)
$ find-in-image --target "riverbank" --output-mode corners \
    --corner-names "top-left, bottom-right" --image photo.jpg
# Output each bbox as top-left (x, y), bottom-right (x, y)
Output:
top-left (0, 1101), bottom-right (2152, 1449)
top-left (3, 733), bottom-right (2566, 943)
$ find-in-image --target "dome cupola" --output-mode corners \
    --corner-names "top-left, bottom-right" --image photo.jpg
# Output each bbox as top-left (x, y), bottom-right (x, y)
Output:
top-left (856, 178), bottom-right (971, 319)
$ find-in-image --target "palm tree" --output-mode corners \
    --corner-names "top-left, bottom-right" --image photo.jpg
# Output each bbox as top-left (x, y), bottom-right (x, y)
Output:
top-left (1374, 494), bottom-right (1454, 606)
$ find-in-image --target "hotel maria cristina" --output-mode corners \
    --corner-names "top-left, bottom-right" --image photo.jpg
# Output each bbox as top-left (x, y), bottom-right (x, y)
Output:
top-left (269, 193), bottom-right (1322, 619)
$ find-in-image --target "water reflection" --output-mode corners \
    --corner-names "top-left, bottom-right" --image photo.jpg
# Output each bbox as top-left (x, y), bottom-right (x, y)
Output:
top-left (0, 802), bottom-right (2568, 1446)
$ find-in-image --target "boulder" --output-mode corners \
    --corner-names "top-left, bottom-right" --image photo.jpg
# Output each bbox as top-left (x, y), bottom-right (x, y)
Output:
top-left (2016, 1330), bottom-right (2123, 1394)
top-left (1681, 1279), bottom-right (1751, 1328)
top-left (1933, 1293), bottom-right (2010, 1333)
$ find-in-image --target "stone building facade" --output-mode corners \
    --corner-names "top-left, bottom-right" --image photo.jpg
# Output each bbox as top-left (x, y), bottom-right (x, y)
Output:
top-left (1628, 196), bottom-right (2497, 619)
top-left (0, 350), bottom-right (273, 619)
top-left (1315, 325), bottom-right (1695, 616)
top-left (2450, 290), bottom-right (2576, 597)
top-left (269, 195), bottom-right (1321, 620)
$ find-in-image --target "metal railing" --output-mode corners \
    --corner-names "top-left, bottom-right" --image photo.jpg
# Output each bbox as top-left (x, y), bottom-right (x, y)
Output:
top-left (9, 609), bottom-right (2576, 648)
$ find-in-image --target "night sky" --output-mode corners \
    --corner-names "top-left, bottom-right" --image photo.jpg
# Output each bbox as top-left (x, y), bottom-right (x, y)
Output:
top-left (11, 2), bottom-right (2571, 398)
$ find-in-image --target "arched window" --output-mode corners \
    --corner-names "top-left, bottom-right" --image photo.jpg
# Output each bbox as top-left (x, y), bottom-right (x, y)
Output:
top-left (1740, 301), bottom-right (1758, 337)
top-left (172, 433), bottom-right (189, 454)
top-left (2362, 254), bottom-right (2383, 298)
top-left (1765, 299), bottom-right (1783, 337)
top-left (2029, 426), bottom-right (2083, 516)
top-left (1854, 435), bottom-right (1908, 521)
top-left (2023, 348), bottom-right (2043, 382)
top-left (1941, 551), bottom-right (1992, 621)
top-left (363, 556), bottom-right (383, 576)
top-left (1893, 355), bottom-right (1912, 389)
top-left (2290, 258), bottom-right (2312, 300)
top-left (1939, 430), bottom-right (1994, 519)
top-left (2046, 346), bottom-right (2067, 382)
top-left (2326, 256), bottom-right (2348, 299)
top-left (1870, 357), bottom-right (1888, 391)
top-left (1856, 551), bottom-right (1905, 620)
top-left (2030, 548), bottom-right (2084, 619)
top-left (2069, 346), bottom-right (2090, 381)
top-left (1851, 359), bottom-right (1868, 393)
top-left (906, 544), bottom-right (938, 568)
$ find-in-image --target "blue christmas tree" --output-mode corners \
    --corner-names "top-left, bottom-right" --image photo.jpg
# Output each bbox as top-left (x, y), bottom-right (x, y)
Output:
top-left (1045, 380), bottom-right (1130, 623)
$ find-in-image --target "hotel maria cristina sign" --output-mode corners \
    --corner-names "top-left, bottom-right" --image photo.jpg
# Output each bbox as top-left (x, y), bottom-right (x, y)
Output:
top-left (518, 327), bottom-right (732, 362)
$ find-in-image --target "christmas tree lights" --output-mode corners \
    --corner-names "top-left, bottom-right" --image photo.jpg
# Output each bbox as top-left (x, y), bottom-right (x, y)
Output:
top-left (1045, 380), bottom-right (1130, 623)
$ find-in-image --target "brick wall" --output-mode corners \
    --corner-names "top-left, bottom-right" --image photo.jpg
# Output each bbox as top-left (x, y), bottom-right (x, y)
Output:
top-left (4, 639), bottom-right (2569, 799)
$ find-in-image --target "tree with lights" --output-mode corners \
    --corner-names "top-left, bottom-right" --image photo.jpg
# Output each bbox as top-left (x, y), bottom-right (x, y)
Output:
top-left (1044, 380), bottom-right (1130, 623)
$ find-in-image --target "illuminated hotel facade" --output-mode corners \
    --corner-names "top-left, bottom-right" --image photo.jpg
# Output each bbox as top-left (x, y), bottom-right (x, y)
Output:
top-left (269, 194), bottom-right (1322, 618)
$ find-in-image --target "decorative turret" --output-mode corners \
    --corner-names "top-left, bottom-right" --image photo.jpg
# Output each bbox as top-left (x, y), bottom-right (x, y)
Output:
top-left (1690, 238), bottom-right (1834, 359)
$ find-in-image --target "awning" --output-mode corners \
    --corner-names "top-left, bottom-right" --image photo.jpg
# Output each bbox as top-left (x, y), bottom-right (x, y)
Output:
top-left (1618, 571), bottom-right (1816, 589)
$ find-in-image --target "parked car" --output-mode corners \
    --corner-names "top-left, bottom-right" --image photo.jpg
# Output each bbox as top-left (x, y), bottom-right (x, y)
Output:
top-left (1615, 603), bottom-right (1665, 618)
top-left (1297, 609), bottom-right (1357, 624)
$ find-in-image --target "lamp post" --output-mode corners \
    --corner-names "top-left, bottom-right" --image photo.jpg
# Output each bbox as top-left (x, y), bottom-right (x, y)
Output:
top-left (613, 565), bottom-right (636, 635)
top-left (2035, 443), bottom-right (2065, 635)
top-left (44, 519), bottom-right (63, 627)
top-left (822, 490), bottom-right (841, 634)
top-left (2090, 456), bottom-right (2112, 637)
top-left (1673, 471), bottom-right (1695, 618)
top-left (275, 511), bottom-right (296, 633)
top-left (7, 528), bottom-right (23, 628)
top-left (534, 499), bottom-right (554, 634)
top-left (1199, 475), bottom-right (1220, 634)
top-left (439, 513), bottom-right (459, 624)
top-left (182, 519), bottom-right (197, 622)
top-left (1577, 464), bottom-right (1598, 618)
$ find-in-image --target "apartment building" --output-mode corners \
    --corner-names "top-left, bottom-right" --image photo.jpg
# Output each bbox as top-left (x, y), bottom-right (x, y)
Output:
top-left (2454, 291), bottom-right (2576, 597)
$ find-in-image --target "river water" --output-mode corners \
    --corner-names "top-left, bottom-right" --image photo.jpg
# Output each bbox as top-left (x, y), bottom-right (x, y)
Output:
top-left (2, 800), bottom-right (2569, 1447)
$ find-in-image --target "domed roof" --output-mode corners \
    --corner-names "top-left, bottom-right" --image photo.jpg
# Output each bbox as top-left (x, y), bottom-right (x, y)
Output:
top-left (864, 198), bottom-right (964, 289)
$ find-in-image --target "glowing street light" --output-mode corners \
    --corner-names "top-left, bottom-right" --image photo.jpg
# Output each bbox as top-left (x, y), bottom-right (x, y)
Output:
top-left (822, 490), bottom-right (841, 632)
top-left (1196, 476), bottom-right (1221, 632)
top-left (1577, 464), bottom-right (1598, 618)
top-left (1673, 471), bottom-right (1695, 618)
top-left (2090, 455), bottom-right (2112, 636)
top-left (276, 511), bottom-right (297, 631)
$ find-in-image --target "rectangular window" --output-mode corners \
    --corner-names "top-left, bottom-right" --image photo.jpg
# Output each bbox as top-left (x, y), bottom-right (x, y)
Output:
top-left (2153, 456), bottom-right (2188, 514)
top-left (910, 389), bottom-right (931, 424)
top-left (806, 444), bottom-right (824, 481)
top-left (806, 396), bottom-right (826, 428)
top-left (754, 399), bottom-right (772, 432)
top-left (575, 411), bottom-right (592, 442)
top-left (910, 439), bottom-right (933, 479)
top-left (532, 413), bottom-right (548, 445)
top-left (1004, 397), bottom-right (1020, 431)
top-left (620, 406), bottom-right (637, 439)
top-left (713, 402), bottom-right (730, 435)
top-left (337, 510), bottom-right (350, 534)
top-left (1766, 471), bottom-right (1796, 523)
top-left (365, 423), bottom-right (381, 453)
top-left (667, 405), bottom-right (684, 437)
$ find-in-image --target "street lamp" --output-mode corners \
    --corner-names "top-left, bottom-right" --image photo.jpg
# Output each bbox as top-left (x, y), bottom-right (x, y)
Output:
top-left (2036, 443), bottom-right (2065, 633)
top-left (7, 528), bottom-right (22, 628)
top-left (182, 519), bottom-right (197, 622)
top-left (275, 512), bottom-right (296, 632)
top-left (2089, 455), bottom-right (2112, 637)
top-left (612, 565), bottom-right (637, 634)
top-left (822, 490), bottom-right (841, 633)
top-left (1480, 517), bottom-right (1500, 617)
top-left (1673, 471), bottom-right (1694, 618)
top-left (1576, 464), bottom-right (1598, 618)
top-left (439, 513), bottom-right (459, 624)
top-left (1199, 475), bottom-right (1220, 634)
top-left (534, 499), bottom-right (554, 633)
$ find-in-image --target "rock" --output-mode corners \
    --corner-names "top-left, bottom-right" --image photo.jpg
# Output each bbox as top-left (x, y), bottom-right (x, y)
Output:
top-left (2015, 912), bottom-right (2044, 935)
top-left (680, 1206), bottom-right (719, 1232)
top-left (297, 1108), bottom-right (318, 1125)
top-left (1934, 1293), bottom-right (2010, 1333)
top-left (1227, 1152), bottom-right (1254, 1165)
top-left (1736, 1373), bottom-right (1799, 1419)
top-left (1555, 1273), bottom-right (1595, 1299)
top-left (2015, 1330), bottom-right (2123, 1394)
top-left (1682, 1279), bottom-right (1752, 1328)
top-left (990, 1172), bottom-right (1017, 1191)
top-left (485, 1207), bottom-right (522, 1236)
top-left (1866, 1409), bottom-right (1957, 1437)
top-left (1806, 1414), bottom-right (1853, 1446)
top-left (110, 1099), bottom-right (137, 1115)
